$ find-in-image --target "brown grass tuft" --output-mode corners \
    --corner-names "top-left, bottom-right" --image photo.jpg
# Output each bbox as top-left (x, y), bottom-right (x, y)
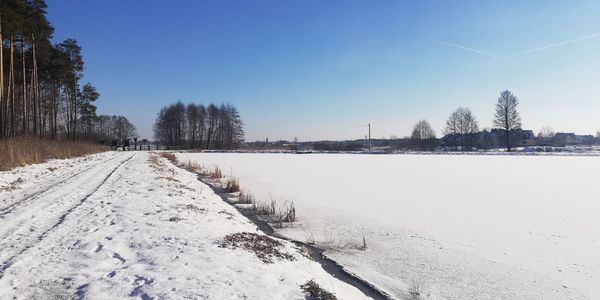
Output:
top-left (210, 166), bottom-right (222, 179)
top-left (0, 138), bottom-right (108, 171)
top-left (225, 177), bottom-right (240, 193)
top-left (159, 152), bottom-right (178, 164)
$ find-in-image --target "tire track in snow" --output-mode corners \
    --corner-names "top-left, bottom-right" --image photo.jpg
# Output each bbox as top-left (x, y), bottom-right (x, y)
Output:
top-left (0, 153), bottom-right (125, 244)
top-left (0, 153), bottom-right (136, 279)
top-left (0, 153), bottom-right (123, 215)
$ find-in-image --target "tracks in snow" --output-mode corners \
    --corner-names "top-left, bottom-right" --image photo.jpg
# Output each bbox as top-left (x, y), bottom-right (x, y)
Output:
top-left (0, 153), bottom-right (124, 215)
top-left (0, 153), bottom-right (135, 279)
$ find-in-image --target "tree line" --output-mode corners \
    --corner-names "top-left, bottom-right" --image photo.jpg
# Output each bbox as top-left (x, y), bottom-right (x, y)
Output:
top-left (154, 102), bottom-right (244, 149)
top-left (0, 0), bottom-right (135, 142)
top-left (410, 90), bottom-right (522, 151)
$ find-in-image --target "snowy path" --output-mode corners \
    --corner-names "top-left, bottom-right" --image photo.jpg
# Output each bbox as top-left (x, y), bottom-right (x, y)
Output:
top-left (0, 152), bottom-right (367, 299)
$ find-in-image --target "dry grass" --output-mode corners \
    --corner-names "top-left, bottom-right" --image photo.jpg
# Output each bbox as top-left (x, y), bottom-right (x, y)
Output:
top-left (406, 278), bottom-right (425, 300)
top-left (0, 138), bottom-right (108, 171)
top-left (225, 177), bottom-right (240, 192)
top-left (159, 152), bottom-right (178, 164)
top-left (251, 198), bottom-right (297, 228)
top-left (218, 232), bottom-right (295, 263)
top-left (252, 199), bottom-right (277, 216)
top-left (185, 160), bottom-right (203, 172)
top-left (300, 279), bottom-right (337, 300)
top-left (210, 166), bottom-right (222, 179)
top-left (280, 201), bottom-right (296, 223)
top-left (238, 191), bottom-right (255, 204)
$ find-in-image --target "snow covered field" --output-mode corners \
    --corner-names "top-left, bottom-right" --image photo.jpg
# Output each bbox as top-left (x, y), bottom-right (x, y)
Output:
top-left (177, 152), bottom-right (600, 299)
top-left (0, 152), bottom-right (366, 299)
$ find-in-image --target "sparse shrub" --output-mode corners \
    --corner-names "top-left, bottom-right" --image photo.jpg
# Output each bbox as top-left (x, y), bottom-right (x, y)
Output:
top-left (300, 279), bottom-right (337, 300)
top-left (225, 177), bottom-right (240, 193)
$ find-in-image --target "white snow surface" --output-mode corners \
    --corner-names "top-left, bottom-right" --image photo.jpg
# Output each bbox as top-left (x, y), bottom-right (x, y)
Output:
top-left (0, 152), bottom-right (367, 299)
top-left (177, 152), bottom-right (600, 299)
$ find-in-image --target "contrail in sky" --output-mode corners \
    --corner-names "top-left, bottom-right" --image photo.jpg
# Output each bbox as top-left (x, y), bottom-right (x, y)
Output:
top-left (436, 31), bottom-right (600, 59)
top-left (504, 31), bottom-right (600, 58)
top-left (434, 40), bottom-right (503, 59)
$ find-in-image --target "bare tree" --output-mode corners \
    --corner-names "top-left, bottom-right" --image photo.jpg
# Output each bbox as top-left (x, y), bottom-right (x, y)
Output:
top-left (411, 119), bottom-right (436, 150)
top-left (444, 109), bottom-right (461, 136)
top-left (537, 126), bottom-right (555, 139)
top-left (154, 102), bottom-right (244, 150)
top-left (493, 90), bottom-right (521, 152)
top-left (445, 107), bottom-right (479, 150)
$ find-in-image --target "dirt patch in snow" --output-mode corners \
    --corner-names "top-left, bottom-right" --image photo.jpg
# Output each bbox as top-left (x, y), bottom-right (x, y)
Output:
top-left (218, 232), bottom-right (295, 264)
top-left (301, 279), bottom-right (338, 300)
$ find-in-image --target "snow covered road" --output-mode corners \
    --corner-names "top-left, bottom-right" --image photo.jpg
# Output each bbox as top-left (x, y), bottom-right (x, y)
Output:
top-left (0, 152), bottom-right (367, 299)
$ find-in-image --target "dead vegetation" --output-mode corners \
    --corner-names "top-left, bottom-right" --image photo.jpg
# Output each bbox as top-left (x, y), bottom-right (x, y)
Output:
top-left (185, 160), bottom-right (203, 172)
top-left (176, 159), bottom-right (298, 227)
top-left (0, 138), bottom-right (108, 171)
top-left (210, 166), bottom-right (222, 179)
top-left (303, 230), bottom-right (367, 251)
top-left (159, 152), bottom-right (178, 164)
top-left (225, 177), bottom-right (240, 192)
top-left (300, 279), bottom-right (338, 300)
top-left (251, 199), bottom-right (276, 216)
top-left (403, 278), bottom-right (426, 300)
top-left (238, 191), bottom-right (254, 204)
top-left (218, 232), bottom-right (295, 263)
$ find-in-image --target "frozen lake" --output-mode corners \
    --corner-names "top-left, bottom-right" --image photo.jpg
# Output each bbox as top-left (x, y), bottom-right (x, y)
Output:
top-left (177, 152), bottom-right (600, 299)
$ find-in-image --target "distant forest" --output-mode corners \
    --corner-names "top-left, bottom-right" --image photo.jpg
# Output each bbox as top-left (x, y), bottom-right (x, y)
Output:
top-left (154, 102), bottom-right (244, 150)
top-left (0, 0), bottom-right (136, 142)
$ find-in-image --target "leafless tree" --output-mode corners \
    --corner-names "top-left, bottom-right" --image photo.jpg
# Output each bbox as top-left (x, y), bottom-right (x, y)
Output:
top-left (154, 102), bottom-right (243, 150)
top-left (537, 126), bottom-right (555, 139)
top-left (493, 90), bottom-right (521, 152)
top-left (445, 107), bottom-right (479, 150)
top-left (411, 119), bottom-right (436, 150)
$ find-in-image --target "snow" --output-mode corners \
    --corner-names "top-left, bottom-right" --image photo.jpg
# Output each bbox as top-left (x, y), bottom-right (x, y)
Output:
top-left (0, 152), bottom-right (367, 299)
top-left (177, 152), bottom-right (600, 299)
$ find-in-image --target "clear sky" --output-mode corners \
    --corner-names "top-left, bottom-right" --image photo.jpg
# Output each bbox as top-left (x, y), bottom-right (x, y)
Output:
top-left (46, 0), bottom-right (600, 141)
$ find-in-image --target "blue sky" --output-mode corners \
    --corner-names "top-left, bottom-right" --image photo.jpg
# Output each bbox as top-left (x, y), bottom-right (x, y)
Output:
top-left (47, 0), bottom-right (600, 141)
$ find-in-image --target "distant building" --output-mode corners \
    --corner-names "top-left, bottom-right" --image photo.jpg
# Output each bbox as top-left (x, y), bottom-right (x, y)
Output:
top-left (441, 129), bottom-right (596, 150)
top-left (551, 133), bottom-right (595, 147)
top-left (441, 129), bottom-right (536, 150)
